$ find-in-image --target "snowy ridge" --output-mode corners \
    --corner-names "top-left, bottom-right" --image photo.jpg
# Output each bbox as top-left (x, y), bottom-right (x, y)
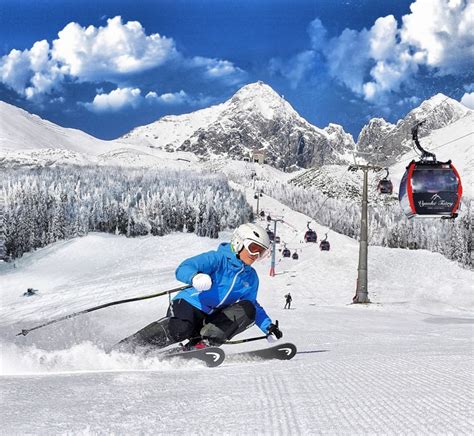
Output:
top-left (0, 101), bottom-right (118, 156)
top-left (0, 101), bottom-right (199, 169)
top-left (120, 102), bottom-right (226, 150)
top-left (357, 93), bottom-right (472, 165)
top-left (1, 86), bottom-right (469, 173)
top-left (293, 110), bottom-right (473, 201)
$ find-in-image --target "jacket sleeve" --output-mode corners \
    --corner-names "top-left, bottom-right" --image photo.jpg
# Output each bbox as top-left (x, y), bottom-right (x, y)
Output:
top-left (243, 273), bottom-right (272, 333)
top-left (254, 300), bottom-right (272, 333)
top-left (175, 250), bottom-right (221, 285)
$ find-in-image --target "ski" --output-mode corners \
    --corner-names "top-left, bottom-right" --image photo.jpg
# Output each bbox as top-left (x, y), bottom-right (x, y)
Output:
top-left (160, 346), bottom-right (225, 368)
top-left (228, 342), bottom-right (297, 361)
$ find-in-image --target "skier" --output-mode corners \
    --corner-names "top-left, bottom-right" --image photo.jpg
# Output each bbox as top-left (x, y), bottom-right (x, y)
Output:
top-left (23, 288), bottom-right (38, 297)
top-left (114, 223), bottom-right (283, 352)
top-left (284, 293), bottom-right (292, 309)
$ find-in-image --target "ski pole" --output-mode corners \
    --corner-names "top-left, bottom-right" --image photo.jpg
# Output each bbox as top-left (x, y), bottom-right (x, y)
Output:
top-left (16, 284), bottom-right (191, 337)
top-left (225, 335), bottom-right (268, 344)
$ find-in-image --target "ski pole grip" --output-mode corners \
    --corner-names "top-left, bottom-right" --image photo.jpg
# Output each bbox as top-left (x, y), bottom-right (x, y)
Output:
top-left (17, 329), bottom-right (30, 336)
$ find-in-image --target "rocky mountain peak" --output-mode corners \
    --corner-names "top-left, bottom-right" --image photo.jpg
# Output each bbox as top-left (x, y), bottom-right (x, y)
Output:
top-left (357, 94), bottom-right (472, 165)
top-left (225, 81), bottom-right (300, 122)
top-left (120, 81), bottom-right (355, 171)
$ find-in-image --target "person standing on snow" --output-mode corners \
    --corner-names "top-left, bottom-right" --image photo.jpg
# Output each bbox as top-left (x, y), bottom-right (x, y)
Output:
top-left (284, 293), bottom-right (292, 309)
top-left (114, 223), bottom-right (283, 351)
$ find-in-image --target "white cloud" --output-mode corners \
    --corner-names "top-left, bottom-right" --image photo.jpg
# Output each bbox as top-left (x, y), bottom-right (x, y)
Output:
top-left (363, 52), bottom-right (419, 102)
top-left (145, 91), bottom-right (158, 99)
top-left (0, 16), bottom-right (245, 100)
top-left (85, 87), bottom-right (142, 112)
top-left (397, 96), bottom-right (421, 106)
top-left (326, 27), bottom-right (371, 96)
top-left (84, 88), bottom-right (206, 112)
top-left (369, 16), bottom-right (398, 60)
top-left (269, 51), bottom-right (315, 89)
top-left (51, 16), bottom-right (176, 81)
top-left (308, 18), bottom-right (327, 51)
top-left (0, 40), bottom-right (64, 99)
top-left (460, 92), bottom-right (474, 109)
top-left (400, 0), bottom-right (474, 74)
top-left (191, 57), bottom-right (246, 84)
top-left (145, 89), bottom-right (188, 104)
top-left (50, 96), bottom-right (65, 104)
top-left (304, 0), bottom-right (474, 103)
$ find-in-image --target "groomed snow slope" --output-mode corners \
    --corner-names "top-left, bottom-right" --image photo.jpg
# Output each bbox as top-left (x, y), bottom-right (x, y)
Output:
top-left (1, 188), bottom-right (473, 435)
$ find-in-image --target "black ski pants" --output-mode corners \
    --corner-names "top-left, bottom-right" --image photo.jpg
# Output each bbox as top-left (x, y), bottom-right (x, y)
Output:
top-left (115, 299), bottom-right (256, 351)
top-left (168, 299), bottom-right (256, 345)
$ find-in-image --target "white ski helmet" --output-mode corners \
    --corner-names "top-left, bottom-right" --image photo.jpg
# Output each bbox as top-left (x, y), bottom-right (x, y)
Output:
top-left (231, 223), bottom-right (271, 256)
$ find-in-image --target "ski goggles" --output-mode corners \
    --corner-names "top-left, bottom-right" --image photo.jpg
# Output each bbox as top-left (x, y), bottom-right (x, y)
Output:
top-left (243, 239), bottom-right (270, 258)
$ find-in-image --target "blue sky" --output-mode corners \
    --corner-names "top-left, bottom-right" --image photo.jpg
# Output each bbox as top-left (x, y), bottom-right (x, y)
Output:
top-left (1, 0), bottom-right (473, 140)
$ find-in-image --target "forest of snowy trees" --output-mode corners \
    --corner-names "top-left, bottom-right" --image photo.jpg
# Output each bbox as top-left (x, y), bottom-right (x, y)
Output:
top-left (261, 181), bottom-right (472, 268)
top-left (0, 166), bottom-right (252, 260)
top-left (1, 163), bottom-right (471, 268)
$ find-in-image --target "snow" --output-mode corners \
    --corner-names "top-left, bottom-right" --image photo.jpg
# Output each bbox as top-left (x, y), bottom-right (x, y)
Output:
top-left (0, 101), bottom-right (118, 156)
top-left (120, 102), bottom-right (226, 150)
top-left (0, 100), bottom-right (199, 169)
top-left (1, 184), bottom-right (473, 435)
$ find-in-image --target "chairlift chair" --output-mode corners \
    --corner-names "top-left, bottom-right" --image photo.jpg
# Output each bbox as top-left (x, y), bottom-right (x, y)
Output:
top-left (292, 251), bottom-right (299, 260)
top-left (275, 235), bottom-right (281, 244)
top-left (282, 244), bottom-right (291, 258)
top-left (259, 210), bottom-right (265, 217)
top-left (399, 122), bottom-right (463, 219)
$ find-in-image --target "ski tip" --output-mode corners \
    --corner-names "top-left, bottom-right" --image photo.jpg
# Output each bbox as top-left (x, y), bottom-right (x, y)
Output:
top-left (276, 343), bottom-right (297, 359)
top-left (203, 348), bottom-right (226, 367)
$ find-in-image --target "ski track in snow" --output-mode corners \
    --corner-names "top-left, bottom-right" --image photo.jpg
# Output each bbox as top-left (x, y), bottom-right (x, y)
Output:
top-left (1, 183), bottom-right (473, 435)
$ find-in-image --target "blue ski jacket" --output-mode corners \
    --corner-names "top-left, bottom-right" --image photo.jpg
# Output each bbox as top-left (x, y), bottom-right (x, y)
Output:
top-left (174, 243), bottom-right (272, 333)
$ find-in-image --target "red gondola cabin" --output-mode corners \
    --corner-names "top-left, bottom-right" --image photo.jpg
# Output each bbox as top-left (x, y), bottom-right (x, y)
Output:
top-left (399, 160), bottom-right (462, 218)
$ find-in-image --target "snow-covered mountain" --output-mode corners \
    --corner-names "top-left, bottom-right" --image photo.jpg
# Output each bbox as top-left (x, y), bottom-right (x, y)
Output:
top-left (0, 101), bottom-right (198, 170)
top-left (121, 82), bottom-right (356, 170)
top-left (356, 94), bottom-right (472, 165)
top-left (0, 101), bottom-right (118, 156)
top-left (1, 88), bottom-right (469, 175)
top-left (294, 99), bottom-right (473, 203)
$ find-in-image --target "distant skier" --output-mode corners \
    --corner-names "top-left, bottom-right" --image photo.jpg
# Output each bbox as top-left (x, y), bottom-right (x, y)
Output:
top-left (23, 288), bottom-right (38, 297)
top-left (284, 293), bottom-right (292, 309)
top-left (114, 223), bottom-right (283, 352)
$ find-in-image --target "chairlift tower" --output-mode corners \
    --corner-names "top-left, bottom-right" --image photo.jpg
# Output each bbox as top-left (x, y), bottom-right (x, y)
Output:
top-left (0, 185), bottom-right (6, 261)
top-left (269, 217), bottom-right (283, 277)
top-left (348, 160), bottom-right (384, 304)
top-left (251, 171), bottom-right (257, 190)
top-left (254, 190), bottom-right (263, 216)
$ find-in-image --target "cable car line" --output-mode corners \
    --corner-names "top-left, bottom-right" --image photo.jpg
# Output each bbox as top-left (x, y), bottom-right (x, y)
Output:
top-left (428, 131), bottom-right (473, 150)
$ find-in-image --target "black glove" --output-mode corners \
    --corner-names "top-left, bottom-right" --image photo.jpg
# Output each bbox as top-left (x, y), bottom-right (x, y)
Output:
top-left (268, 321), bottom-right (283, 339)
